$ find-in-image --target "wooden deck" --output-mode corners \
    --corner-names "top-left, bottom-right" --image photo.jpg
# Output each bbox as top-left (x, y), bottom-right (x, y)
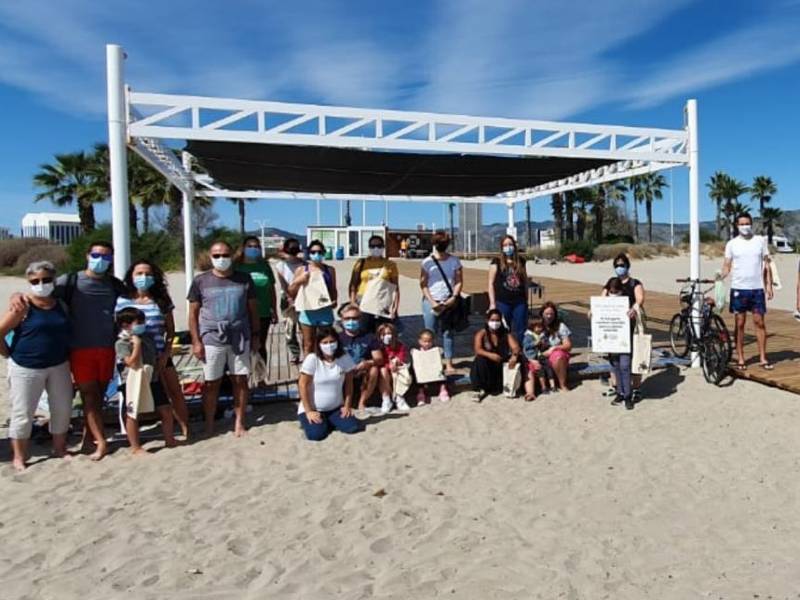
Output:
top-left (398, 260), bottom-right (800, 395)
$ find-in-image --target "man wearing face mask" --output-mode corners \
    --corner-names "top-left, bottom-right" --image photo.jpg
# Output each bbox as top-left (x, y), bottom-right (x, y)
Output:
top-left (188, 241), bottom-right (260, 436)
top-left (348, 234), bottom-right (400, 333)
top-left (337, 304), bottom-right (384, 415)
top-left (7, 242), bottom-right (127, 461)
top-left (721, 213), bottom-right (773, 371)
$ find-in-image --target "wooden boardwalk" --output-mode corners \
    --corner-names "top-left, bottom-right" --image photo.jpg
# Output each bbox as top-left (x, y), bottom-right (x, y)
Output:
top-left (397, 260), bottom-right (800, 395)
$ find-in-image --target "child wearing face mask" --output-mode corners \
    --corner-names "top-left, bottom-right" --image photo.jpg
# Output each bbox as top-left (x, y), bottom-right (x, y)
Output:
top-left (522, 316), bottom-right (553, 400)
top-left (412, 329), bottom-right (450, 406)
top-left (115, 307), bottom-right (176, 453)
top-left (377, 323), bottom-right (411, 413)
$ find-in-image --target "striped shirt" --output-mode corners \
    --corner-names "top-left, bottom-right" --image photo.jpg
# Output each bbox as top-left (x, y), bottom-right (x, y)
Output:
top-left (115, 297), bottom-right (173, 353)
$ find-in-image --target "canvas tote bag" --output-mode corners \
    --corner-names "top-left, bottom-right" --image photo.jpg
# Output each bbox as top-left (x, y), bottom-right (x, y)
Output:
top-left (411, 348), bottom-right (445, 384)
top-left (394, 363), bottom-right (413, 397)
top-left (631, 308), bottom-right (653, 376)
top-left (503, 363), bottom-right (521, 398)
top-left (359, 266), bottom-right (397, 318)
top-left (294, 268), bottom-right (333, 312)
top-left (124, 364), bottom-right (155, 418)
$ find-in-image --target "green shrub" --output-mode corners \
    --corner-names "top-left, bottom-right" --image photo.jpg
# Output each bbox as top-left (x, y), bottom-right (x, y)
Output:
top-left (67, 224), bottom-right (187, 273)
top-left (560, 240), bottom-right (596, 260)
top-left (681, 229), bottom-right (721, 244)
top-left (15, 245), bottom-right (68, 275)
top-left (0, 238), bottom-right (51, 269)
top-left (603, 234), bottom-right (635, 245)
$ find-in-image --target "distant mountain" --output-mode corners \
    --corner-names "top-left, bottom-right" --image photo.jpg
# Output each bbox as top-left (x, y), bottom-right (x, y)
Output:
top-left (246, 226), bottom-right (303, 241)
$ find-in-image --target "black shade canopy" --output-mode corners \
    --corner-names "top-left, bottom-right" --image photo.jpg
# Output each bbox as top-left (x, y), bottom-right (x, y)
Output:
top-left (186, 141), bottom-right (613, 197)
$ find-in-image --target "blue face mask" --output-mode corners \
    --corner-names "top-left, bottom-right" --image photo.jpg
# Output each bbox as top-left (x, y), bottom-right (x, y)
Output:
top-left (132, 324), bottom-right (147, 336)
top-left (343, 319), bottom-right (360, 332)
top-left (614, 266), bottom-right (628, 278)
top-left (309, 252), bottom-right (324, 263)
top-left (133, 274), bottom-right (155, 290)
top-left (88, 256), bottom-right (110, 274)
top-left (244, 247), bottom-right (261, 259)
top-left (502, 245), bottom-right (515, 256)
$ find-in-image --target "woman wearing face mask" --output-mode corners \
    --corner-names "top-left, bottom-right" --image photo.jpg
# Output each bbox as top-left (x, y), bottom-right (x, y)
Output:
top-left (297, 327), bottom-right (360, 441)
top-left (275, 238), bottom-right (305, 364)
top-left (599, 253), bottom-right (645, 403)
top-left (288, 240), bottom-right (338, 356)
top-left (488, 235), bottom-right (529, 343)
top-left (235, 236), bottom-right (278, 360)
top-left (420, 231), bottom-right (463, 375)
top-left (117, 260), bottom-right (190, 438)
top-left (470, 309), bottom-right (522, 401)
top-left (348, 235), bottom-right (400, 333)
top-left (0, 261), bottom-right (73, 471)
top-left (539, 302), bottom-right (572, 392)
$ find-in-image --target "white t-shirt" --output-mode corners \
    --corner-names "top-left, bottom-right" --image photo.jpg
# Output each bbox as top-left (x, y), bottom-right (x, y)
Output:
top-left (298, 353), bottom-right (355, 414)
top-left (725, 235), bottom-right (768, 290)
top-left (421, 254), bottom-right (462, 302)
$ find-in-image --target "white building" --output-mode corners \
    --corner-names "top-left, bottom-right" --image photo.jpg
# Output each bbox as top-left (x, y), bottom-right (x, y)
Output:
top-left (21, 212), bottom-right (82, 245)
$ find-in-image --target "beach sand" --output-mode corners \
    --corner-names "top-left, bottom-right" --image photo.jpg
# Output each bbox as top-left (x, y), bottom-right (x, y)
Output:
top-left (2, 370), bottom-right (799, 599)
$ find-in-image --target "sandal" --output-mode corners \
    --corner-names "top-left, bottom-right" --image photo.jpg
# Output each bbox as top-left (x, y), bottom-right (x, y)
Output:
top-left (759, 362), bottom-right (775, 371)
top-left (734, 363), bottom-right (747, 371)
top-left (524, 394), bottom-right (536, 402)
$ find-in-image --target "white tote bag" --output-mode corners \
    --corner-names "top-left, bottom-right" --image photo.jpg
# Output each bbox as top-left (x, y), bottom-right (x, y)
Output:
top-left (294, 270), bottom-right (333, 312)
top-left (124, 364), bottom-right (154, 418)
top-left (411, 348), bottom-right (445, 384)
top-left (394, 363), bottom-right (413, 397)
top-left (631, 309), bottom-right (653, 376)
top-left (503, 363), bottom-right (521, 398)
top-left (359, 268), bottom-right (397, 318)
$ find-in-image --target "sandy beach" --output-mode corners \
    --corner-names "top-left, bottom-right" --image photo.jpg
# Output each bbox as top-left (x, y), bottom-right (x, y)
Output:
top-left (1, 254), bottom-right (799, 598)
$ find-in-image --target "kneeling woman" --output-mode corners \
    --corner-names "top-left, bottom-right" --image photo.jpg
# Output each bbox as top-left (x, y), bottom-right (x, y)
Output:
top-left (298, 326), bottom-right (360, 441)
top-left (470, 309), bottom-right (522, 402)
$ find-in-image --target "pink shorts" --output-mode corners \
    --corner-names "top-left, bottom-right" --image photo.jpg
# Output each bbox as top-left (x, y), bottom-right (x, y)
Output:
top-left (527, 360), bottom-right (542, 374)
top-left (547, 349), bottom-right (570, 367)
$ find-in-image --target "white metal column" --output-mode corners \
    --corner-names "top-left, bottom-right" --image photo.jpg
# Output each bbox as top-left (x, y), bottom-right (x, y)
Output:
top-left (106, 44), bottom-right (130, 278)
top-left (687, 99), bottom-right (700, 367)
top-left (506, 203), bottom-right (517, 239)
top-left (362, 200), bottom-right (367, 226)
top-left (182, 152), bottom-right (195, 303)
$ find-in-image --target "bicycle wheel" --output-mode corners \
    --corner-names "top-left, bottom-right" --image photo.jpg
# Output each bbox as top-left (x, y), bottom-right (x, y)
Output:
top-left (707, 314), bottom-right (732, 364)
top-left (701, 333), bottom-right (729, 385)
top-left (669, 313), bottom-right (690, 358)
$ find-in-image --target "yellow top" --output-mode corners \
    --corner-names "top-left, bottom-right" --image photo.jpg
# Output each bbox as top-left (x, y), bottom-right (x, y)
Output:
top-left (400, 239), bottom-right (409, 250)
top-left (352, 257), bottom-right (399, 297)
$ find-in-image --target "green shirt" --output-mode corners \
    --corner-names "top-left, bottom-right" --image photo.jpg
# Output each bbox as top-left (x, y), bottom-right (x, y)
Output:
top-left (236, 260), bottom-right (275, 318)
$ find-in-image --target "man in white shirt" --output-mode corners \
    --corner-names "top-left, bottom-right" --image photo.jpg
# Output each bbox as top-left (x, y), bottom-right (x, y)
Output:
top-left (721, 213), bottom-right (773, 370)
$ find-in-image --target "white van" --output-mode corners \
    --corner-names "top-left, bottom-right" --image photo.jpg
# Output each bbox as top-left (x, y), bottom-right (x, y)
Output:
top-left (772, 235), bottom-right (793, 254)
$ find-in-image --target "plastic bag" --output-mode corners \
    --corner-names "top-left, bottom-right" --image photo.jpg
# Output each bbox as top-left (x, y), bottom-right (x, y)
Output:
top-left (249, 351), bottom-right (268, 388)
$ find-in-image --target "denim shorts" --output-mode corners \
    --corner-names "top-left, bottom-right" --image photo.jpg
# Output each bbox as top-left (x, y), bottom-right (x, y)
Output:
top-left (729, 289), bottom-right (766, 315)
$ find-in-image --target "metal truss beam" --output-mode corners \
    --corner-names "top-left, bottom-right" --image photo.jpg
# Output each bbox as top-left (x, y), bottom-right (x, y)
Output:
top-left (128, 92), bottom-right (688, 164)
top-left (129, 136), bottom-right (193, 194)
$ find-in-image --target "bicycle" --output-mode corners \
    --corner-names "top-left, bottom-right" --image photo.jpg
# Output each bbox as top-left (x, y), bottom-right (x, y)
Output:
top-left (669, 278), bottom-right (733, 385)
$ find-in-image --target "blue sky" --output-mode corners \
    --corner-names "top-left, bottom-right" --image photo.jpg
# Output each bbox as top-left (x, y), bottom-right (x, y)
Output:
top-left (1, 0), bottom-right (799, 236)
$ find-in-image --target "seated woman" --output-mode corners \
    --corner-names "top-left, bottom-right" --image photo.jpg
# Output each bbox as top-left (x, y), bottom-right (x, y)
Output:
top-left (470, 309), bottom-right (522, 402)
top-left (539, 301), bottom-right (572, 392)
top-left (297, 326), bottom-right (360, 441)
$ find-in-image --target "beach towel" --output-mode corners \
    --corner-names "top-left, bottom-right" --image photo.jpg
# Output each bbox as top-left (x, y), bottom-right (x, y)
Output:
top-left (394, 364), bottom-right (413, 397)
top-left (411, 348), bottom-right (445, 384)
top-left (123, 364), bottom-right (154, 418)
top-left (294, 270), bottom-right (333, 312)
top-left (503, 363), bottom-right (521, 398)
top-left (631, 308), bottom-right (652, 376)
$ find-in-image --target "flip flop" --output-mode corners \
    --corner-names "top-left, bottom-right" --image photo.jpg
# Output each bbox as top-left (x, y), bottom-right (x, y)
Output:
top-left (759, 362), bottom-right (775, 371)
top-left (734, 363), bottom-right (747, 371)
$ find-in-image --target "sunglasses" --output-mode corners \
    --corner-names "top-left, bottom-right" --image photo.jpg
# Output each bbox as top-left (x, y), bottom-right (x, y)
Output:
top-left (369, 245), bottom-right (384, 249)
top-left (89, 252), bottom-right (113, 261)
top-left (29, 277), bottom-right (54, 285)
top-left (212, 253), bottom-right (231, 259)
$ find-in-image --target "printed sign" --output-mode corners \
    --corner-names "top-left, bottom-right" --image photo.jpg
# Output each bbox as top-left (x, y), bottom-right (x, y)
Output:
top-left (590, 296), bottom-right (631, 353)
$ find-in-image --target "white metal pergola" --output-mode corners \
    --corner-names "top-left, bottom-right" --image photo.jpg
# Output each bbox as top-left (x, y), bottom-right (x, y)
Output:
top-left (106, 44), bottom-right (701, 302)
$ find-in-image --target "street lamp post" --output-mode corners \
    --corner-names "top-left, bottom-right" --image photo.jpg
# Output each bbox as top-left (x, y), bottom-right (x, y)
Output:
top-left (254, 219), bottom-right (269, 257)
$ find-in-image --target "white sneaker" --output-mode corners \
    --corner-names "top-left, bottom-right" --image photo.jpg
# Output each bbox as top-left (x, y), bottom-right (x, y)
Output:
top-left (395, 396), bottom-right (411, 413)
top-left (380, 396), bottom-right (393, 415)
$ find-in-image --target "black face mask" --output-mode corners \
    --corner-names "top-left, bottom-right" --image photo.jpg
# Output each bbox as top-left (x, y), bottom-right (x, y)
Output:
top-left (434, 243), bottom-right (448, 252)
top-left (287, 247), bottom-right (300, 255)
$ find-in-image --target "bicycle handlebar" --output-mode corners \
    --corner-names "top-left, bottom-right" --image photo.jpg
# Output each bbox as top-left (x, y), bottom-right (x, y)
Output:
top-left (675, 278), bottom-right (716, 284)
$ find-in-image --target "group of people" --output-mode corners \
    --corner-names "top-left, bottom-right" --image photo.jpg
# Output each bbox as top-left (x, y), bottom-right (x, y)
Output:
top-left (1, 211), bottom-right (786, 464)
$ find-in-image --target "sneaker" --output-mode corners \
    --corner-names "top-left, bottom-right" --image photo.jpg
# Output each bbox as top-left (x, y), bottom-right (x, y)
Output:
top-left (610, 394), bottom-right (623, 406)
top-left (438, 389), bottom-right (451, 403)
top-left (632, 389), bottom-right (642, 403)
top-left (601, 387), bottom-right (617, 398)
top-left (380, 396), bottom-right (393, 415)
top-left (624, 395), bottom-right (635, 410)
top-left (415, 389), bottom-right (428, 407)
top-left (395, 396), bottom-right (411, 413)
top-left (472, 391), bottom-right (487, 403)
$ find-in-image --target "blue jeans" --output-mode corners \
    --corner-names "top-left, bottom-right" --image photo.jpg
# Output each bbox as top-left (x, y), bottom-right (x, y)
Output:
top-left (422, 298), bottom-right (454, 360)
top-left (496, 300), bottom-right (528, 343)
top-left (609, 354), bottom-right (632, 398)
top-left (298, 408), bottom-right (360, 441)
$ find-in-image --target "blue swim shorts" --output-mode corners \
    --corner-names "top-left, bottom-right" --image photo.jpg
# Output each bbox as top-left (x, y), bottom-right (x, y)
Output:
top-left (729, 289), bottom-right (766, 315)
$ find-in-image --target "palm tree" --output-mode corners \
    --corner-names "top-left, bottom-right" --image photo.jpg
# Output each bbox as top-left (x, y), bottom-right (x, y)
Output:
top-left (227, 198), bottom-right (256, 235)
top-left (627, 175), bottom-right (643, 242)
top-left (564, 190), bottom-right (575, 241)
top-left (640, 172), bottom-right (668, 243)
top-left (721, 177), bottom-right (749, 239)
top-left (590, 186), bottom-right (605, 243)
top-left (575, 188), bottom-right (593, 241)
top-left (761, 207), bottom-right (783, 245)
top-left (550, 193), bottom-right (564, 244)
top-left (33, 151), bottom-right (106, 233)
top-left (750, 175), bottom-right (777, 223)
top-left (706, 171), bottom-right (728, 239)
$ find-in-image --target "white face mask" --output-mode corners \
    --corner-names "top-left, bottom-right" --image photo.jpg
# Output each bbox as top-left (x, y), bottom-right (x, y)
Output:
top-left (370, 247), bottom-right (384, 258)
top-left (320, 342), bottom-right (338, 356)
top-left (738, 225), bottom-right (752, 237)
top-left (30, 282), bottom-right (54, 298)
top-left (488, 320), bottom-right (502, 330)
top-left (211, 256), bottom-right (232, 271)
top-left (382, 334), bottom-right (393, 345)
